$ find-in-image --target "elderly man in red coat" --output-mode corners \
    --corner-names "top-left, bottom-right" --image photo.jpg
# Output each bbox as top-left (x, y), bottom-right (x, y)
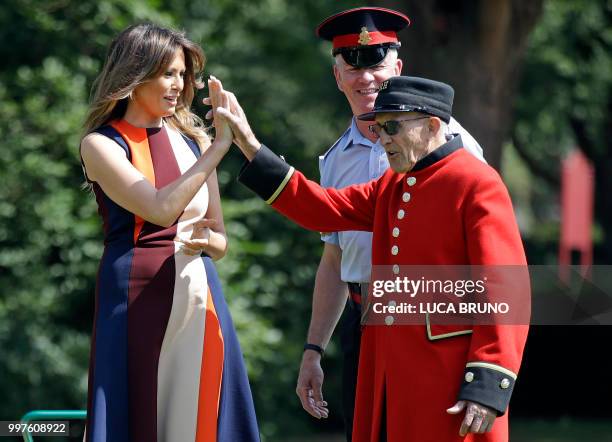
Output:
top-left (215, 76), bottom-right (528, 441)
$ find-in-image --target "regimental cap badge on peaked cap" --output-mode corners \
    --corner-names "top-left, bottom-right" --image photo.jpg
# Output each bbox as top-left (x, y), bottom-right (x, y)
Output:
top-left (358, 26), bottom-right (372, 45)
top-left (316, 7), bottom-right (410, 49)
top-left (358, 76), bottom-right (454, 123)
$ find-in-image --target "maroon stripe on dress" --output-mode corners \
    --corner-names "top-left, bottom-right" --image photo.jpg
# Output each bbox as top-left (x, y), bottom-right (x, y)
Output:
top-left (127, 126), bottom-right (182, 442)
top-left (147, 126), bottom-right (182, 189)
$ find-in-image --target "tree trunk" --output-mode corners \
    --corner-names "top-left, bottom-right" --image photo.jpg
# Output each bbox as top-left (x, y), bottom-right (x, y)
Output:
top-left (374, 0), bottom-right (543, 170)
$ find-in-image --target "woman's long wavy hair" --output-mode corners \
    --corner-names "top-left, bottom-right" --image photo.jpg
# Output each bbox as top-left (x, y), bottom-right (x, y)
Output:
top-left (82, 23), bottom-right (209, 147)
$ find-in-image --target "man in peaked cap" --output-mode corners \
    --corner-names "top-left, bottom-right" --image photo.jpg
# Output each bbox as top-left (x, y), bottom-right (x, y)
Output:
top-left (294, 7), bottom-right (485, 442)
top-left (219, 74), bottom-right (528, 441)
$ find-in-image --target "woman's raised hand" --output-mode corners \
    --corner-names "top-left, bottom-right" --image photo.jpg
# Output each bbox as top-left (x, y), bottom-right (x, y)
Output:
top-left (208, 76), bottom-right (233, 151)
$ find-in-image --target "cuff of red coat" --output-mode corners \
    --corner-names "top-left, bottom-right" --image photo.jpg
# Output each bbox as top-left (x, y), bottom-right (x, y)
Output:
top-left (457, 362), bottom-right (517, 416)
top-left (238, 144), bottom-right (295, 204)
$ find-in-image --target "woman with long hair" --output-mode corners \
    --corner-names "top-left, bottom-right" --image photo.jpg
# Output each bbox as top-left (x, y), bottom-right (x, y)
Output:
top-left (80, 23), bottom-right (259, 442)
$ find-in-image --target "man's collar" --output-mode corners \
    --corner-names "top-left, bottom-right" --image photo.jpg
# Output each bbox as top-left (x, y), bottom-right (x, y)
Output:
top-left (343, 117), bottom-right (379, 150)
top-left (411, 134), bottom-right (463, 172)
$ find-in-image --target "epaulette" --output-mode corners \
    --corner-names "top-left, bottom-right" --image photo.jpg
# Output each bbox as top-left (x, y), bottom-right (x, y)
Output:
top-left (320, 125), bottom-right (352, 161)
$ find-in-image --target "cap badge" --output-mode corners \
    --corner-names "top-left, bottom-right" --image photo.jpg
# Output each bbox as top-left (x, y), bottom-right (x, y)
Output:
top-left (358, 26), bottom-right (372, 45)
top-left (380, 80), bottom-right (389, 90)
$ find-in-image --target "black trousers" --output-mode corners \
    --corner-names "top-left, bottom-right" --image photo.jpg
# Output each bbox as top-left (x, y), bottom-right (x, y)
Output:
top-left (340, 301), bottom-right (362, 442)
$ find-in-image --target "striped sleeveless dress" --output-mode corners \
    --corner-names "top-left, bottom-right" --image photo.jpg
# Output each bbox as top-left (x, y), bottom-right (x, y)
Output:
top-left (85, 119), bottom-right (259, 442)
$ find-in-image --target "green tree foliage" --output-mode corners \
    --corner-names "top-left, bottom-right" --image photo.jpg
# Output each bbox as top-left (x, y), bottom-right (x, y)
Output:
top-left (510, 0), bottom-right (611, 263)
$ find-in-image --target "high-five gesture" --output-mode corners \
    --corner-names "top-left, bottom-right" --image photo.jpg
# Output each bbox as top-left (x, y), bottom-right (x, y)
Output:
top-left (207, 76), bottom-right (233, 150)
top-left (204, 82), bottom-right (261, 160)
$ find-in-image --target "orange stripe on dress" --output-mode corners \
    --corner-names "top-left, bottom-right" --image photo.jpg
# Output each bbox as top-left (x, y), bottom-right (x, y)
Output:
top-left (110, 120), bottom-right (156, 244)
top-left (195, 287), bottom-right (225, 442)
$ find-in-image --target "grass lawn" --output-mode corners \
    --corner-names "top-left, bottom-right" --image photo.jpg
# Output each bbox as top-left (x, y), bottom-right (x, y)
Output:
top-left (511, 418), bottom-right (612, 441)
top-left (288, 419), bottom-right (612, 441)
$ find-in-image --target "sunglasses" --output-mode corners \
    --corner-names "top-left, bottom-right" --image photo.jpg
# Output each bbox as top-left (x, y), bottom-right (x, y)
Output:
top-left (368, 116), bottom-right (430, 137)
top-left (333, 43), bottom-right (401, 68)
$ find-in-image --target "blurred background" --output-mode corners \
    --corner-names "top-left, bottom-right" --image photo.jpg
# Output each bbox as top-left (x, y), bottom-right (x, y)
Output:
top-left (0, 0), bottom-right (610, 440)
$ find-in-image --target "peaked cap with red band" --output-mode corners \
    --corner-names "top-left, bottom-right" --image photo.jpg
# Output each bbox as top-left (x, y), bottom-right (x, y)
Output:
top-left (316, 7), bottom-right (410, 50)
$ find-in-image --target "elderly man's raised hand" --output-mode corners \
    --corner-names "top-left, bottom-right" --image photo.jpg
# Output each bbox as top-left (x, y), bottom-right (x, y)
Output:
top-left (207, 76), bottom-right (233, 151)
top-left (203, 81), bottom-right (261, 160)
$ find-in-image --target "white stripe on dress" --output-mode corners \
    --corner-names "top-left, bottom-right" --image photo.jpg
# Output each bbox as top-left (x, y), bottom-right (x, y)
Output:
top-left (157, 127), bottom-right (210, 442)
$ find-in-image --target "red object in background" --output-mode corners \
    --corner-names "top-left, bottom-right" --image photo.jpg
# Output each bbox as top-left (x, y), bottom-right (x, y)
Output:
top-left (559, 149), bottom-right (594, 276)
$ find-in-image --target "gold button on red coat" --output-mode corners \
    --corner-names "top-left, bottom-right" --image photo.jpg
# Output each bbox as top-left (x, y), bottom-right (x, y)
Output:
top-left (402, 192), bottom-right (411, 202)
top-left (392, 264), bottom-right (400, 274)
top-left (392, 227), bottom-right (400, 237)
top-left (397, 209), bottom-right (405, 219)
top-left (407, 176), bottom-right (417, 186)
top-left (391, 245), bottom-right (399, 255)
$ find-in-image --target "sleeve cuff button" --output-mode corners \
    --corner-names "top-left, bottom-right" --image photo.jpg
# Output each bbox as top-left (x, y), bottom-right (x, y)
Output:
top-left (500, 378), bottom-right (511, 389)
top-left (465, 372), bottom-right (474, 383)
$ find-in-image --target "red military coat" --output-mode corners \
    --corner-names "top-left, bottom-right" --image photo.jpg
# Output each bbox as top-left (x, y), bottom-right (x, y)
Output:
top-left (239, 136), bottom-right (528, 442)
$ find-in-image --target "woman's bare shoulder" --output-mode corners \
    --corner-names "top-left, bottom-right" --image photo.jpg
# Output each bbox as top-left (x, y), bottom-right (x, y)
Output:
top-left (80, 131), bottom-right (127, 156)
